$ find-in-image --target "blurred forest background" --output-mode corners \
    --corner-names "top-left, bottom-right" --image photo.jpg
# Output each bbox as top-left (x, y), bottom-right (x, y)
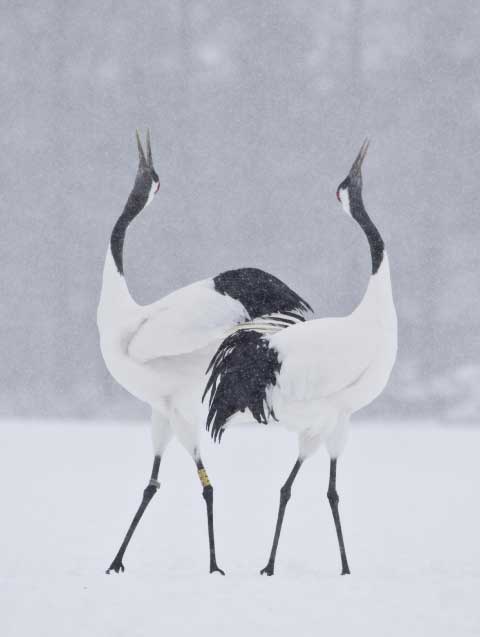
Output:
top-left (1, 1), bottom-right (479, 422)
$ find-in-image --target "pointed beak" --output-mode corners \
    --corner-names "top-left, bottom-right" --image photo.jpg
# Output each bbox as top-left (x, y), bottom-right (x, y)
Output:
top-left (349, 138), bottom-right (370, 180)
top-left (146, 128), bottom-right (153, 168)
top-left (135, 129), bottom-right (148, 170)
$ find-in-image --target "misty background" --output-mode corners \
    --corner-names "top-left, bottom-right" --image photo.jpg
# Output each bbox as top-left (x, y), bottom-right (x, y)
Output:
top-left (1, 1), bottom-right (479, 422)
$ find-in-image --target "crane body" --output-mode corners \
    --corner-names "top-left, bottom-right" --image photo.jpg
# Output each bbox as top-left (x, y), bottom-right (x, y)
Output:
top-left (98, 131), bottom-right (312, 575)
top-left (204, 140), bottom-right (397, 575)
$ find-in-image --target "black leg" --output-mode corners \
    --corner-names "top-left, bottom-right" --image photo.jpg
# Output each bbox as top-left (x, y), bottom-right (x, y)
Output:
top-left (106, 455), bottom-right (161, 574)
top-left (196, 459), bottom-right (225, 575)
top-left (327, 458), bottom-right (350, 575)
top-left (260, 459), bottom-right (303, 576)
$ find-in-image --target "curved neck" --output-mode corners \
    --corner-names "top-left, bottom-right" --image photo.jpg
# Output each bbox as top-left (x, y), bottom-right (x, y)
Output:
top-left (348, 190), bottom-right (395, 324)
top-left (110, 190), bottom-right (147, 275)
top-left (98, 185), bottom-right (151, 319)
top-left (350, 189), bottom-right (384, 275)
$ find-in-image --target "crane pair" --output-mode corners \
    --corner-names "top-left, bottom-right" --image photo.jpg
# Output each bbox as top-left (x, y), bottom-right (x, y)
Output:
top-left (98, 133), bottom-right (397, 576)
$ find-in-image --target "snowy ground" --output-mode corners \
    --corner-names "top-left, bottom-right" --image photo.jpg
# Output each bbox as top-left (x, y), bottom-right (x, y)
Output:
top-left (1, 420), bottom-right (479, 636)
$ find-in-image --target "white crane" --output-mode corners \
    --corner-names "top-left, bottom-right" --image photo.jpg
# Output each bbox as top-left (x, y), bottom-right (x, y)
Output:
top-left (97, 131), bottom-right (312, 575)
top-left (204, 140), bottom-right (397, 576)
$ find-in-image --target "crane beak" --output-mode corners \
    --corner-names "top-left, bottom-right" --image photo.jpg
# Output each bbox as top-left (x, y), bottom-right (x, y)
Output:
top-left (349, 138), bottom-right (370, 181)
top-left (135, 129), bottom-right (149, 170)
top-left (146, 128), bottom-right (153, 168)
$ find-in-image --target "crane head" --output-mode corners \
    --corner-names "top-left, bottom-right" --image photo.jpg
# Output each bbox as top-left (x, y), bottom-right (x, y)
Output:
top-left (336, 138), bottom-right (369, 216)
top-left (134, 129), bottom-right (160, 206)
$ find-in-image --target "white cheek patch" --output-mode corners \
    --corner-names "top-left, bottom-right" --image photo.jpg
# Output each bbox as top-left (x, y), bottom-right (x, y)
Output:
top-left (339, 188), bottom-right (351, 217)
top-left (145, 180), bottom-right (158, 207)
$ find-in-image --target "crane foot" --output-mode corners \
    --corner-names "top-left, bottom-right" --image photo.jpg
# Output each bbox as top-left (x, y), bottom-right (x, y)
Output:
top-left (260, 562), bottom-right (274, 576)
top-left (106, 559), bottom-right (125, 574)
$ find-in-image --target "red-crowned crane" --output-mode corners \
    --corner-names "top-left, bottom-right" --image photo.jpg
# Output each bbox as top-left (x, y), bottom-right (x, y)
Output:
top-left (97, 131), bottom-right (312, 575)
top-left (204, 140), bottom-right (397, 575)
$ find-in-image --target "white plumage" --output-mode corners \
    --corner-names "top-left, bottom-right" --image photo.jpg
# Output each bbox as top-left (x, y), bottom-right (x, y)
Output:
top-left (98, 131), bottom-right (312, 575)
top-left (205, 140), bottom-right (397, 575)
top-left (270, 255), bottom-right (397, 452)
top-left (98, 268), bottom-right (247, 406)
top-left (128, 281), bottom-right (248, 361)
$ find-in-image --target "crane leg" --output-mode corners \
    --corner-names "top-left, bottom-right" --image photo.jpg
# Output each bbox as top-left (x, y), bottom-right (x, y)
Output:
top-left (260, 458), bottom-right (303, 576)
top-left (106, 455), bottom-right (161, 574)
top-left (327, 458), bottom-right (350, 575)
top-left (195, 457), bottom-right (225, 575)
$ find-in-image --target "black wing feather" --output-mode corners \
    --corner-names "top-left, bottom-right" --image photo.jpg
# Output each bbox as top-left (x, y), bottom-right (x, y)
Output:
top-left (213, 268), bottom-right (312, 319)
top-left (203, 330), bottom-right (281, 443)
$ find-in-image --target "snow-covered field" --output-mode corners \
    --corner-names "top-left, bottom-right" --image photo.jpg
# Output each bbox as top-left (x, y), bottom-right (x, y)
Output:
top-left (1, 420), bottom-right (479, 636)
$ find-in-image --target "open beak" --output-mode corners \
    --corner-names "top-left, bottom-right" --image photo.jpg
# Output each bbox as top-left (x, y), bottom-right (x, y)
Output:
top-left (349, 138), bottom-right (370, 180)
top-left (135, 129), bottom-right (153, 170)
top-left (146, 128), bottom-right (153, 168)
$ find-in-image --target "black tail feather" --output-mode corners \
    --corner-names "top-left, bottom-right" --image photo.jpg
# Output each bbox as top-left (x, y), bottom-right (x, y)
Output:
top-left (203, 330), bottom-right (281, 443)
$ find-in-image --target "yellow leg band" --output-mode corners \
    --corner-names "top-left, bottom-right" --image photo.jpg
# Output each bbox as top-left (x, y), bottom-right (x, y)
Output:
top-left (198, 468), bottom-right (211, 488)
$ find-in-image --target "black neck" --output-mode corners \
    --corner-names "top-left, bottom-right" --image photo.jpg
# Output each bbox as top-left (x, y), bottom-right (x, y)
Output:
top-left (110, 190), bottom-right (147, 275)
top-left (350, 189), bottom-right (384, 275)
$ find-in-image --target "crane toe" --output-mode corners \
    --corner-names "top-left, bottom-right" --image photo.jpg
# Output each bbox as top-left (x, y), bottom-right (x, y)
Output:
top-left (106, 560), bottom-right (125, 574)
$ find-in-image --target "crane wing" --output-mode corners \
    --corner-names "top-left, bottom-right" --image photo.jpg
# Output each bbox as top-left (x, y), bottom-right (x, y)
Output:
top-left (270, 316), bottom-right (377, 402)
top-left (128, 267), bottom-right (313, 364)
top-left (128, 280), bottom-right (249, 362)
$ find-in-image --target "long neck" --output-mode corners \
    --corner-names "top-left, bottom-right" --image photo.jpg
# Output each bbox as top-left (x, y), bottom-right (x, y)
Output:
top-left (356, 252), bottom-right (395, 320)
top-left (350, 189), bottom-right (384, 275)
top-left (349, 189), bottom-right (394, 320)
top-left (110, 190), bottom-right (146, 275)
top-left (99, 190), bottom-right (147, 315)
